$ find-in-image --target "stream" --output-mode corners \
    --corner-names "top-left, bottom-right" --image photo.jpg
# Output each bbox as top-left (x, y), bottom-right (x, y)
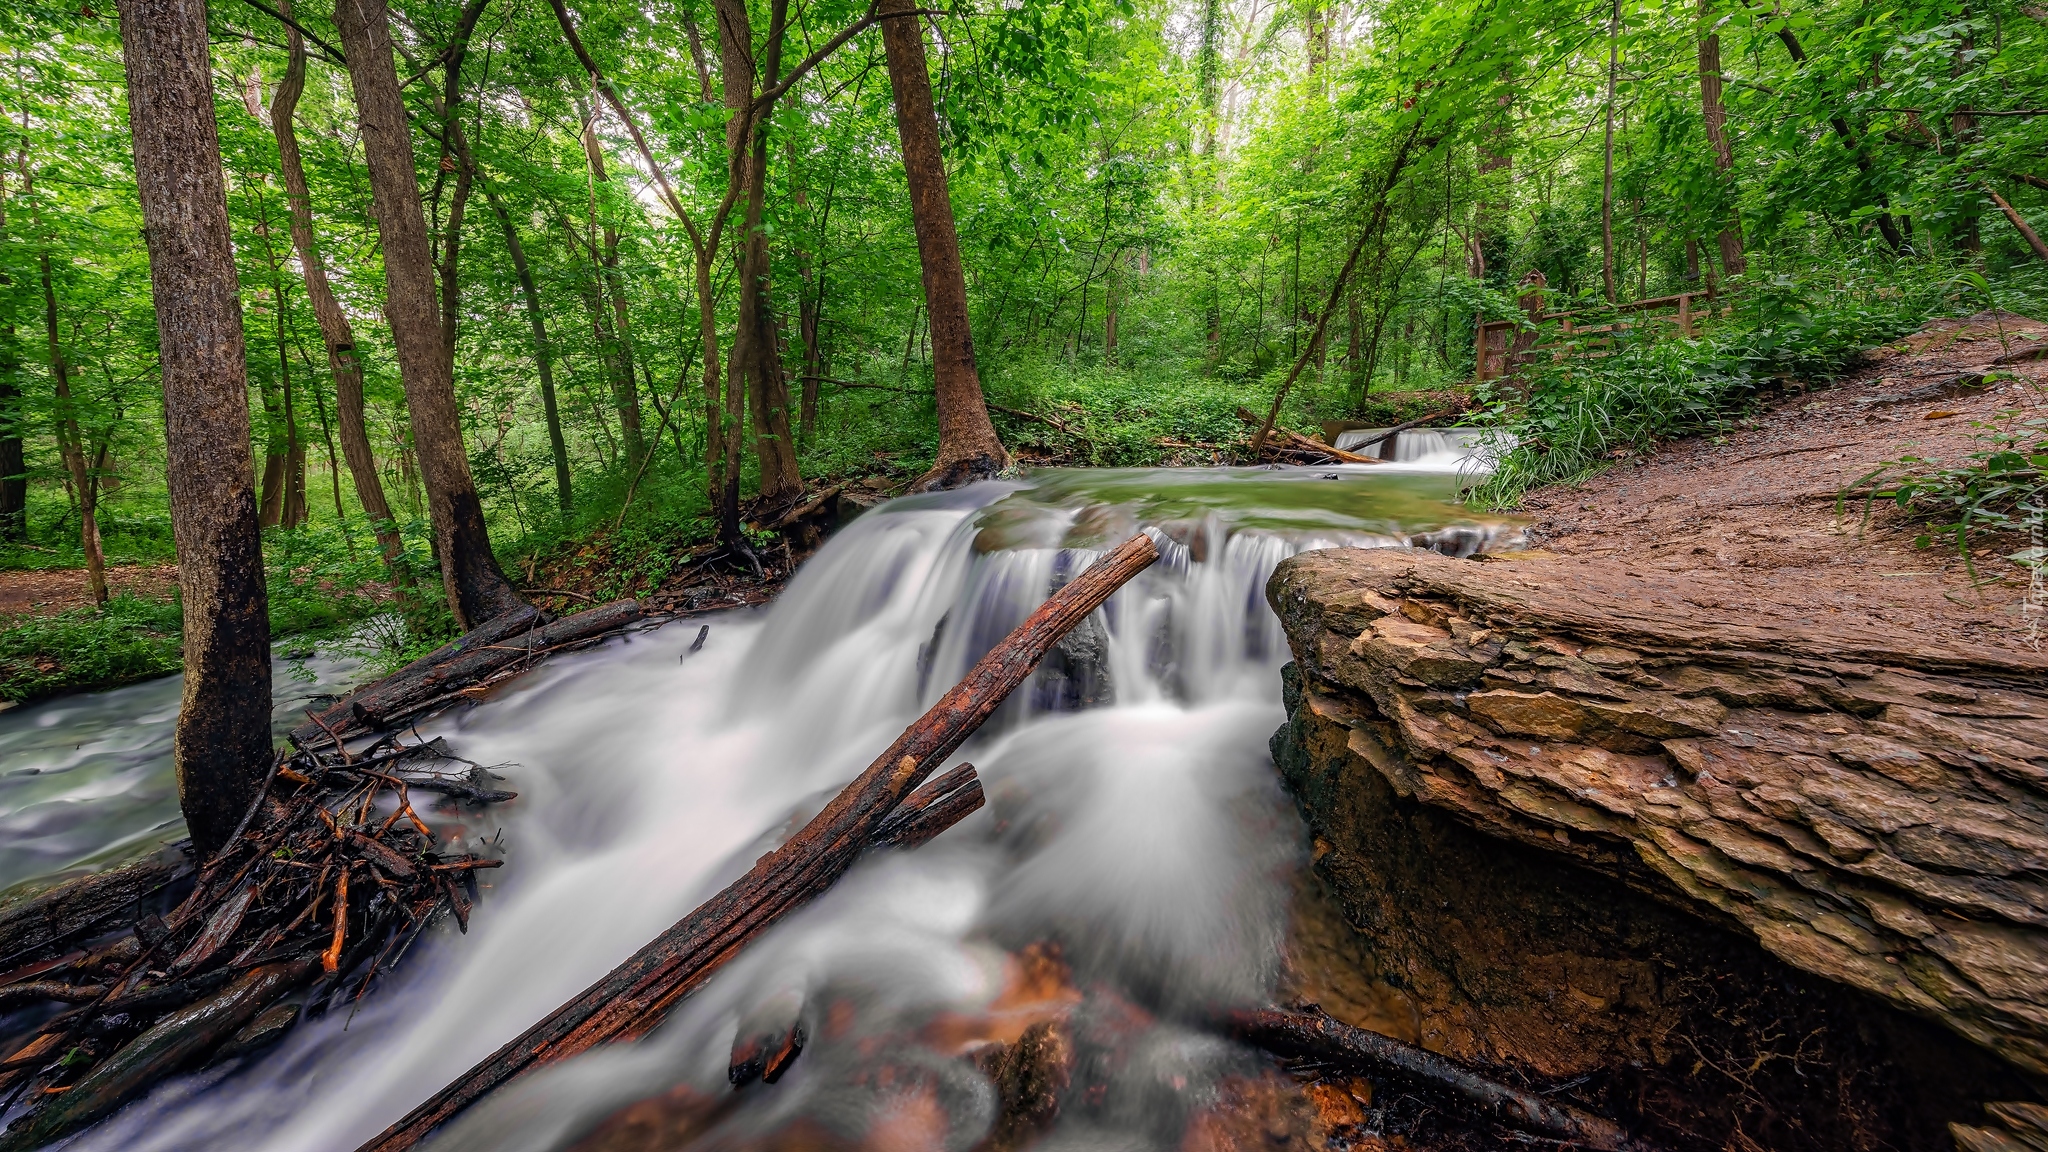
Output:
top-left (3, 462), bottom-right (1516, 1152)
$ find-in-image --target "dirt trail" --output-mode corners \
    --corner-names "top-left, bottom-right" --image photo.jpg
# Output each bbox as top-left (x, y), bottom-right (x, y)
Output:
top-left (0, 564), bottom-right (179, 619)
top-left (1520, 310), bottom-right (2047, 652)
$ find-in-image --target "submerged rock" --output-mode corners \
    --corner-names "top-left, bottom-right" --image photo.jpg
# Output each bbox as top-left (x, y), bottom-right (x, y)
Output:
top-left (1266, 546), bottom-right (2048, 1150)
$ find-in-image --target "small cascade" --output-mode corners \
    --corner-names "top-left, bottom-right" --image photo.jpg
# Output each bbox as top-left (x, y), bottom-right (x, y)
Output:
top-left (13, 467), bottom-right (1521, 1152)
top-left (1332, 426), bottom-right (1505, 472)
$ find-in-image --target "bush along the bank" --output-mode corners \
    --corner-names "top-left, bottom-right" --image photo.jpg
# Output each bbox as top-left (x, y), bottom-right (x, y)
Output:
top-left (0, 595), bottom-right (183, 704)
top-left (1848, 409), bottom-right (2048, 581)
top-left (1464, 256), bottom-right (1991, 507)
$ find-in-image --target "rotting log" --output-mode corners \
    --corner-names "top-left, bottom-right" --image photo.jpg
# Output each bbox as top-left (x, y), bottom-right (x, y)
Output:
top-left (292, 598), bottom-right (645, 746)
top-left (0, 958), bottom-right (319, 1152)
top-left (357, 531), bottom-right (1160, 1152)
top-left (0, 851), bottom-right (189, 970)
top-left (1226, 1007), bottom-right (1646, 1152)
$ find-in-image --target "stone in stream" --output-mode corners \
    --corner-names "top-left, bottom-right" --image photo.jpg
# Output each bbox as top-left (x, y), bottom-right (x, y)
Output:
top-left (1266, 546), bottom-right (2048, 1151)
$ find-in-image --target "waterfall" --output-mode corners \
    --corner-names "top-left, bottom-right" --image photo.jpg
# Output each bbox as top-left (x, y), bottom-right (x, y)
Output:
top-left (22, 469), bottom-right (1519, 1152)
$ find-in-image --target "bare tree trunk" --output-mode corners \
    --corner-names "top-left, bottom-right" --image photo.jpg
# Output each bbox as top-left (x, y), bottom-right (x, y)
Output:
top-left (333, 0), bottom-right (525, 629)
top-left (789, 139), bottom-right (828, 443)
top-left (1696, 0), bottom-right (1746, 275)
top-left (482, 185), bottom-right (572, 517)
top-left (257, 362), bottom-right (287, 526)
top-left (117, 0), bottom-right (272, 857)
top-left (878, 0), bottom-right (1009, 490)
top-left (0, 329), bottom-right (24, 542)
top-left (40, 254), bottom-right (106, 605)
top-left (577, 100), bottom-right (646, 470)
top-left (1346, 286), bottom-right (1364, 398)
top-left (270, 0), bottom-right (412, 585)
top-left (1600, 0), bottom-right (1619, 305)
top-left (715, 0), bottom-right (803, 506)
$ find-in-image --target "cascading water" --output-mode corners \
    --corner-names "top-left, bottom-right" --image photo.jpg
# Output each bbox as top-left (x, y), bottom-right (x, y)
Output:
top-left (1330, 427), bottom-right (1504, 472)
top-left (8, 468), bottom-right (1519, 1152)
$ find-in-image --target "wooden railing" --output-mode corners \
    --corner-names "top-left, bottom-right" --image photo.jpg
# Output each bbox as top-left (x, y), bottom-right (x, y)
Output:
top-left (1474, 288), bottom-right (1737, 383)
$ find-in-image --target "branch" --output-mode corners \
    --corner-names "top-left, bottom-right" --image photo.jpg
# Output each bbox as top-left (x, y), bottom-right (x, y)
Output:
top-left (751, 5), bottom-right (941, 112)
top-left (541, 0), bottom-right (702, 249)
top-left (232, 0), bottom-right (346, 65)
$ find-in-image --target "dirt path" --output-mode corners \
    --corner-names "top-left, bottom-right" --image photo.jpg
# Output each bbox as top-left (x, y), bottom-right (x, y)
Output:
top-left (0, 564), bottom-right (179, 619)
top-left (1515, 310), bottom-right (2047, 654)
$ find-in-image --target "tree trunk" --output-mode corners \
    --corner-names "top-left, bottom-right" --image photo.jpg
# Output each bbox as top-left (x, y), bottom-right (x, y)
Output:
top-left (1600, 0), bottom-right (1619, 305)
top-left (1304, 0), bottom-right (1329, 74)
top-left (0, 328), bottom-right (24, 542)
top-left (1695, 0), bottom-right (1746, 275)
top-left (1951, 35), bottom-right (1982, 254)
top-left (483, 186), bottom-right (572, 517)
top-left (40, 254), bottom-right (107, 606)
top-left (1756, 14), bottom-right (1904, 251)
top-left (1346, 286), bottom-right (1364, 398)
top-left (270, 0), bottom-right (412, 585)
top-left (877, 0), bottom-right (1009, 490)
top-left (333, 0), bottom-right (525, 630)
top-left (257, 361), bottom-right (287, 527)
top-left (715, 0), bottom-right (803, 507)
top-left (577, 101), bottom-right (646, 470)
top-left (117, 0), bottom-right (273, 858)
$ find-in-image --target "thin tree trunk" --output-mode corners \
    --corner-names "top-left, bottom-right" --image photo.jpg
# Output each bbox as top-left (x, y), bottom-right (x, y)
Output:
top-left (878, 0), bottom-right (1009, 490)
top-left (278, 296), bottom-right (307, 528)
top-left (577, 100), bottom-right (645, 470)
top-left (483, 185), bottom-right (572, 517)
top-left (1600, 0), bottom-right (1619, 305)
top-left (0, 327), bottom-right (24, 542)
top-left (1346, 286), bottom-right (1364, 399)
top-left (117, 0), bottom-right (272, 857)
top-left (40, 254), bottom-right (106, 605)
top-left (272, 0), bottom-right (411, 584)
top-left (715, 0), bottom-right (802, 506)
top-left (257, 359), bottom-right (287, 526)
top-left (1696, 0), bottom-right (1746, 275)
top-left (0, 164), bottom-right (23, 543)
top-left (333, 0), bottom-right (525, 629)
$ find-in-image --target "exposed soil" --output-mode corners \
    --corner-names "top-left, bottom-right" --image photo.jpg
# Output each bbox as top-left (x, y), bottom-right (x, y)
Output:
top-left (1523, 310), bottom-right (2048, 653)
top-left (0, 564), bottom-right (179, 619)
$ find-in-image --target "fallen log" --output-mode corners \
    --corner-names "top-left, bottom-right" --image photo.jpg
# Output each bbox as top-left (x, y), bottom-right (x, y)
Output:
top-left (357, 532), bottom-right (1160, 1152)
top-left (1234, 408), bottom-right (1384, 465)
top-left (0, 958), bottom-right (319, 1152)
top-left (0, 852), bottom-right (190, 970)
top-left (1225, 1007), bottom-right (1649, 1152)
top-left (292, 599), bottom-right (644, 747)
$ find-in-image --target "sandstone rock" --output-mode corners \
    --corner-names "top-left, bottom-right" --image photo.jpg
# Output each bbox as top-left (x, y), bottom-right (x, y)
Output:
top-left (1267, 545), bottom-right (2048, 1102)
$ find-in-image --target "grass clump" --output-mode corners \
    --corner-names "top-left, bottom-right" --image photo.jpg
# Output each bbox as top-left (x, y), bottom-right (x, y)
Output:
top-left (1847, 408), bottom-right (2048, 581)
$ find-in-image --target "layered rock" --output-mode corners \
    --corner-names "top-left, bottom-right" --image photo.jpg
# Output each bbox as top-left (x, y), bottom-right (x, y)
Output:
top-left (1267, 546), bottom-right (2048, 1146)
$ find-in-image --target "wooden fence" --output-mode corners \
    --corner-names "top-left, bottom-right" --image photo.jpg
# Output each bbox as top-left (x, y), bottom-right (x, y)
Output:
top-left (1474, 288), bottom-right (1737, 383)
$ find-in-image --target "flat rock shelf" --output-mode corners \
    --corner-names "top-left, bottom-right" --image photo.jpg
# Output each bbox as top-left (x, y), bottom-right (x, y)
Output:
top-left (1266, 545), bottom-right (2048, 1152)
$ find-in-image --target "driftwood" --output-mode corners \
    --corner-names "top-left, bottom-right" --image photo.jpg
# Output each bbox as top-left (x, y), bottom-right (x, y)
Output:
top-left (292, 598), bottom-right (646, 746)
top-left (357, 532), bottom-right (1161, 1152)
top-left (1234, 408), bottom-right (1384, 466)
top-left (0, 727), bottom-right (513, 1149)
top-left (1226, 1007), bottom-right (1648, 1151)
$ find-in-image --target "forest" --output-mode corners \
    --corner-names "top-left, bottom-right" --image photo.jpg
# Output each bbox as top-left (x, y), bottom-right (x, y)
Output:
top-left (0, 0), bottom-right (2045, 694)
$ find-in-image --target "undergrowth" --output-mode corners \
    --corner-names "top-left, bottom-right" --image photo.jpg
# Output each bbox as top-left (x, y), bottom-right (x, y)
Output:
top-left (1465, 254), bottom-right (1995, 507)
top-left (1845, 408), bottom-right (2048, 582)
top-left (0, 594), bottom-right (183, 703)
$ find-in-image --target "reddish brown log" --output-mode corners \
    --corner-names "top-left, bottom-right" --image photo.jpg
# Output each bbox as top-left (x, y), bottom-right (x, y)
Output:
top-left (357, 533), bottom-right (1158, 1152)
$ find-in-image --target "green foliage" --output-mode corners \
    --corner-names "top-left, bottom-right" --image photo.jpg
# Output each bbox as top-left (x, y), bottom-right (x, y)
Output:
top-left (0, 595), bottom-right (181, 703)
top-left (1468, 254), bottom-right (1966, 506)
top-left (1848, 408), bottom-right (2048, 579)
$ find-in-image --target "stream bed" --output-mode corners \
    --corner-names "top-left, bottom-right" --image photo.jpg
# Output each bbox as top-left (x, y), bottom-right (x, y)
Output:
top-left (2, 465), bottom-right (1518, 1152)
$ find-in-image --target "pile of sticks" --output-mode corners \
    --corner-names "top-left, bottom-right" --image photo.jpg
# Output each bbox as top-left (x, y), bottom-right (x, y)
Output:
top-left (0, 597), bottom-right (655, 1150)
top-left (0, 734), bottom-right (512, 1149)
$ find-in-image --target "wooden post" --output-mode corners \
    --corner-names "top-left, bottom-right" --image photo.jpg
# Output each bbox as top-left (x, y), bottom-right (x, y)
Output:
top-left (1474, 314), bottom-right (1491, 381)
top-left (1678, 293), bottom-right (1693, 338)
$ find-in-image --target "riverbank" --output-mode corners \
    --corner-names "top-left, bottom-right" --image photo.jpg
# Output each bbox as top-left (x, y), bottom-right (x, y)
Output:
top-left (1266, 312), bottom-right (2048, 1149)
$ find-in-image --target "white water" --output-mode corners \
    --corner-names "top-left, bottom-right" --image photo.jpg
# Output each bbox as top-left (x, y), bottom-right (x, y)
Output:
top-left (12, 469), bottom-right (1518, 1152)
top-left (1331, 426), bottom-right (1505, 475)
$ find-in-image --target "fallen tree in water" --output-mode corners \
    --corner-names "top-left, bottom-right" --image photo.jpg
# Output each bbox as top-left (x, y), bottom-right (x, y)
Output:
top-left (359, 531), bottom-right (1161, 1152)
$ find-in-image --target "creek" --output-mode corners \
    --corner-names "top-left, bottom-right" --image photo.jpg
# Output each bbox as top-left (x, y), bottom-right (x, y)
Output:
top-left (2, 465), bottom-right (1518, 1152)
